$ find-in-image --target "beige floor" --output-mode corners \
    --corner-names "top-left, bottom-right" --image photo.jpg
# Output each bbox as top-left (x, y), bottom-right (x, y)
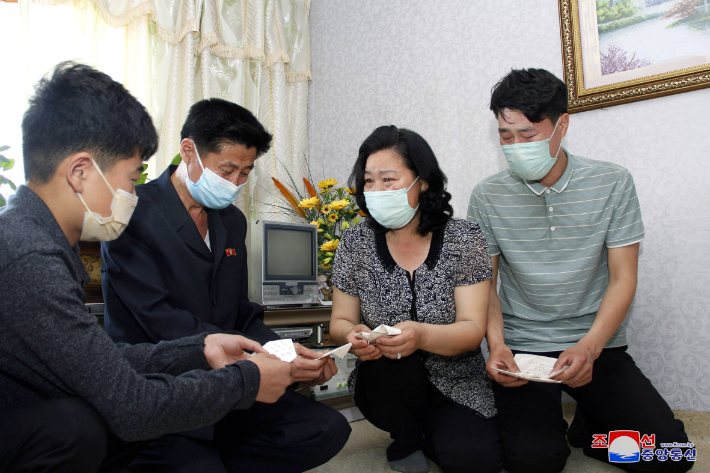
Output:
top-left (308, 403), bottom-right (709, 473)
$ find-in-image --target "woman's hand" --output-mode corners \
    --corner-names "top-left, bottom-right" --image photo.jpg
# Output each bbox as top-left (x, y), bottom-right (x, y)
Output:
top-left (345, 325), bottom-right (382, 361)
top-left (376, 321), bottom-right (424, 359)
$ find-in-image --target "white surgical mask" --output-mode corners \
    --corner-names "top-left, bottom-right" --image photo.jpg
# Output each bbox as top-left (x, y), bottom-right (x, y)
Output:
top-left (185, 144), bottom-right (244, 209)
top-left (501, 117), bottom-right (562, 181)
top-left (76, 159), bottom-right (138, 242)
top-left (364, 177), bottom-right (420, 229)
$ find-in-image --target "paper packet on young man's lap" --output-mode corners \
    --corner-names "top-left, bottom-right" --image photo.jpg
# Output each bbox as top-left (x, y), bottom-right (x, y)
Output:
top-left (355, 324), bottom-right (402, 344)
top-left (492, 354), bottom-right (569, 383)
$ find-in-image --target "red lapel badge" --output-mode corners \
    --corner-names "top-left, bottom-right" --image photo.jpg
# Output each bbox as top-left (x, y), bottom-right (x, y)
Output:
top-left (225, 248), bottom-right (236, 257)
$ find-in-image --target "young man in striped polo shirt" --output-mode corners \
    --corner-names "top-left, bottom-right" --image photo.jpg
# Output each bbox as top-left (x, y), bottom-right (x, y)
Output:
top-left (468, 69), bottom-right (691, 473)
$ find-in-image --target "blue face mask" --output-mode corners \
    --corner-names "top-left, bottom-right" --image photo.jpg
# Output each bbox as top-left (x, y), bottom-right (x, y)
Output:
top-left (364, 177), bottom-right (420, 229)
top-left (185, 144), bottom-right (244, 209)
top-left (501, 117), bottom-right (562, 181)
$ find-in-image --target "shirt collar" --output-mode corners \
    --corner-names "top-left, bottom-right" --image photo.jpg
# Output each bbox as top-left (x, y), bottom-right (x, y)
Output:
top-left (524, 149), bottom-right (574, 196)
top-left (375, 224), bottom-right (445, 274)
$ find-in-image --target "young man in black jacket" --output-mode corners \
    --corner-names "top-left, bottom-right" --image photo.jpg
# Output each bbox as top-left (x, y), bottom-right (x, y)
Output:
top-left (0, 62), bottom-right (298, 473)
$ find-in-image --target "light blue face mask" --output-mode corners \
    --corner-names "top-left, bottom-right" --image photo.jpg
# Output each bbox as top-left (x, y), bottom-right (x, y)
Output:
top-left (364, 177), bottom-right (420, 229)
top-left (501, 117), bottom-right (562, 181)
top-left (185, 144), bottom-right (244, 209)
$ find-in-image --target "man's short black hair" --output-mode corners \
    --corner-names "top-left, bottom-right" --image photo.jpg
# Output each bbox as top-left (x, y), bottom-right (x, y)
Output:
top-left (490, 68), bottom-right (569, 124)
top-left (180, 98), bottom-right (272, 158)
top-left (349, 125), bottom-right (453, 236)
top-left (22, 62), bottom-right (158, 184)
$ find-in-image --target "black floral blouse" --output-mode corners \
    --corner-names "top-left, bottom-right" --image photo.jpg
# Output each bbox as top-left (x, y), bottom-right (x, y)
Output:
top-left (332, 218), bottom-right (497, 418)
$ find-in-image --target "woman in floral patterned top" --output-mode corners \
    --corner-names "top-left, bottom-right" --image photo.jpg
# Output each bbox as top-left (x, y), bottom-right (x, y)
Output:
top-left (330, 126), bottom-right (502, 473)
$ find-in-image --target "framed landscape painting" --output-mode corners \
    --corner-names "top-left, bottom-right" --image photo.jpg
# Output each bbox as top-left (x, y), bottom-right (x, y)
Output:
top-left (560, 0), bottom-right (710, 112)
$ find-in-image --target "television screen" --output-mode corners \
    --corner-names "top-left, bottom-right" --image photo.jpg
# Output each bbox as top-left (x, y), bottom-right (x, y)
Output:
top-left (266, 227), bottom-right (314, 277)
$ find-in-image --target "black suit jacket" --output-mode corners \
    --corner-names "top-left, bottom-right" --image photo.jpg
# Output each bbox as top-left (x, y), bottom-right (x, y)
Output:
top-left (101, 165), bottom-right (279, 346)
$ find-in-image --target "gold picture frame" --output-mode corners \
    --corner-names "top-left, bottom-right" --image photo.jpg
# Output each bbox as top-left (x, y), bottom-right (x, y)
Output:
top-left (559, 0), bottom-right (710, 113)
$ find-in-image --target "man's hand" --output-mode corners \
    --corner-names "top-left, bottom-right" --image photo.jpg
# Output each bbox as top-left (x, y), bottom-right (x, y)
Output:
top-left (249, 353), bottom-right (297, 403)
top-left (345, 325), bottom-right (382, 361)
top-left (376, 321), bottom-right (423, 359)
top-left (551, 340), bottom-right (599, 388)
top-left (203, 333), bottom-right (268, 369)
top-left (291, 343), bottom-right (338, 386)
top-left (486, 344), bottom-right (528, 387)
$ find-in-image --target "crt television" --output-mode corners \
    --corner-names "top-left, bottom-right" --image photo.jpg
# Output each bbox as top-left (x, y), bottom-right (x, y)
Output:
top-left (247, 220), bottom-right (320, 307)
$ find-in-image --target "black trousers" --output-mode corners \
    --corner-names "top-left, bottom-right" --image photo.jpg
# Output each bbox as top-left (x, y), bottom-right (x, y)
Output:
top-left (494, 346), bottom-right (692, 473)
top-left (0, 397), bottom-right (145, 473)
top-left (129, 390), bottom-right (351, 473)
top-left (355, 354), bottom-right (502, 473)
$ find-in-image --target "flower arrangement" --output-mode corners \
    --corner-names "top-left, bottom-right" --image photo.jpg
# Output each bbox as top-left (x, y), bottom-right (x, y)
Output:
top-left (271, 176), bottom-right (364, 270)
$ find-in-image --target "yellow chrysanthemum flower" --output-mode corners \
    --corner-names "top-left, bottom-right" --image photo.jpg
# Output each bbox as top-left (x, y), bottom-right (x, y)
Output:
top-left (328, 213), bottom-right (339, 223)
top-left (318, 178), bottom-right (337, 190)
top-left (346, 187), bottom-right (356, 195)
top-left (298, 196), bottom-right (319, 209)
top-left (330, 199), bottom-right (350, 210)
top-left (320, 239), bottom-right (340, 252)
top-left (320, 263), bottom-right (332, 270)
top-left (321, 204), bottom-right (332, 214)
top-left (310, 220), bottom-right (320, 229)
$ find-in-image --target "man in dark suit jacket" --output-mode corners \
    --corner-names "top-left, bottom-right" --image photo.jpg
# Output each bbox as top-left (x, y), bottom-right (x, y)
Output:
top-left (101, 99), bottom-right (350, 473)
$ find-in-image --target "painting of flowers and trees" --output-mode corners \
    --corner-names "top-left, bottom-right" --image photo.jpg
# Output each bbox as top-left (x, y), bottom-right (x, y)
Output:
top-left (559, 0), bottom-right (710, 112)
top-left (597, 0), bottom-right (710, 76)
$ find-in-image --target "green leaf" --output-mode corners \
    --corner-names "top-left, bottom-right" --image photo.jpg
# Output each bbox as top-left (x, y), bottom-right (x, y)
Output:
top-left (0, 145), bottom-right (9, 152)
top-left (171, 153), bottom-right (182, 165)
top-left (0, 194), bottom-right (6, 207)
top-left (0, 175), bottom-right (15, 187)
top-left (136, 163), bottom-right (149, 185)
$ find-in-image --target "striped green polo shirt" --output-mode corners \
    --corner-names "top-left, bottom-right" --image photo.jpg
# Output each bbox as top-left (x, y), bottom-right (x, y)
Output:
top-left (468, 152), bottom-right (644, 352)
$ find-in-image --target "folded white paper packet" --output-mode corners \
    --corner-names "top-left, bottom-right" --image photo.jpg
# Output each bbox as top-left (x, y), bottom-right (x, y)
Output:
top-left (354, 324), bottom-right (402, 343)
top-left (492, 353), bottom-right (569, 383)
top-left (315, 343), bottom-right (352, 360)
top-left (262, 339), bottom-right (298, 362)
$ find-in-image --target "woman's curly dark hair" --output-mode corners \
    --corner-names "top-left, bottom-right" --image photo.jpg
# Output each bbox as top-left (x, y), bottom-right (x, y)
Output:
top-left (349, 125), bottom-right (453, 236)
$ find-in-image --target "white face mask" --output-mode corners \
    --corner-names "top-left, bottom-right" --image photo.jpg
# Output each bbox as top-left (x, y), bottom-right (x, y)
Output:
top-left (76, 159), bottom-right (138, 242)
top-left (364, 177), bottom-right (420, 229)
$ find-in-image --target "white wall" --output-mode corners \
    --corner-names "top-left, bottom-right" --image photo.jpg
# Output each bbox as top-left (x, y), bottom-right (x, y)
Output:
top-left (308, 1), bottom-right (710, 411)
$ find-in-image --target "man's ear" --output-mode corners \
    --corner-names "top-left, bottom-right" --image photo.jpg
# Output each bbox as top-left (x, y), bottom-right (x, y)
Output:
top-left (65, 153), bottom-right (94, 194)
top-left (179, 138), bottom-right (196, 165)
top-left (558, 113), bottom-right (570, 139)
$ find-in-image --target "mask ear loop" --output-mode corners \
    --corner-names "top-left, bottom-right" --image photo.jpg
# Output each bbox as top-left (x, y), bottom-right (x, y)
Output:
top-left (549, 117), bottom-right (563, 160)
top-left (76, 158), bottom-right (116, 213)
top-left (192, 140), bottom-right (206, 171)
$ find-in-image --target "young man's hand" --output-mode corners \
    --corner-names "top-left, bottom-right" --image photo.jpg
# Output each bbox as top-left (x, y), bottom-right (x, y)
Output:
top-left (345, 325), bottom-right (382, 361)
top-left (486, 344), bottom-right (528, 387)
top-left (249, 353), bottom-right (297, 403)
top-left (203, 333), bottom-right (268, 369)
top-left (551, 339), bottom-right (599, 388)
top-left (291, 343), bottom-right (338, 386)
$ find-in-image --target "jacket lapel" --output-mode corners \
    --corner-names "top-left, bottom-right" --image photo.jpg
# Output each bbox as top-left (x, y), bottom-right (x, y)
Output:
top-left (207, 208), bottom-right (227, 284)
top-left (157, 165), bottom-right (212, 261)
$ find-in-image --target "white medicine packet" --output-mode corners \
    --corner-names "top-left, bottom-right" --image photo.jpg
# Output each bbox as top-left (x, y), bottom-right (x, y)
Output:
top-left (262, 339), bottom-right (298, 362)
top-left (315, 343), bottom-right (352, 360)
top-left (492, 353), bottom-right (569, 383)
top-left (355, 324), bottom-right (402, 344)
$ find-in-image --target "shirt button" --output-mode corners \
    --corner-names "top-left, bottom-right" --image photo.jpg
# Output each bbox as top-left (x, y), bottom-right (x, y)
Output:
top-left (212, 296), bottom-right (217, 306)
top-left (546, 189), bottom-right (551, 194)
top-left (551, 227), bottom-right (556, 231)
top-left (549, 207), bottom-right (553, 211)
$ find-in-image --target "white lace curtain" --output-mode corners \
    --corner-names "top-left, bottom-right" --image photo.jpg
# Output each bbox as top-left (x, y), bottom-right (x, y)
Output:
top-left (18, 0), bottom-right (312, 221)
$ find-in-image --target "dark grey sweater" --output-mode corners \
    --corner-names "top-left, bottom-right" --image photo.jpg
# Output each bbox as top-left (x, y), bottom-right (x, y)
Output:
top-left (0, 186), bottom-right (260, 442)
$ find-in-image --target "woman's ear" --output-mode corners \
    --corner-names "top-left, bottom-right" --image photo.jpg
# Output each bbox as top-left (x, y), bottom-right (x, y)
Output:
top-left (65, 153), bottom-right (94, 194)
top-left (419, 179), bottom-right (429, 193)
